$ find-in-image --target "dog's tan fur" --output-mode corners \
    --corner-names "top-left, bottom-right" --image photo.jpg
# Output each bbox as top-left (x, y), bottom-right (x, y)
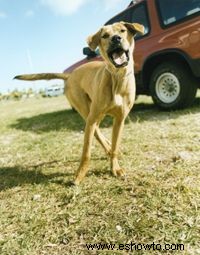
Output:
top-left (14, 22), bottom-right (144, 185)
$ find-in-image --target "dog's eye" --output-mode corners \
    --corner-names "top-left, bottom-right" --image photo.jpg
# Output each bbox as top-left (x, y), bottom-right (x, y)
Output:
top-left (102, 33), bottom-right (109, 39)
top-left (120, 29), bottom-right (126, 33)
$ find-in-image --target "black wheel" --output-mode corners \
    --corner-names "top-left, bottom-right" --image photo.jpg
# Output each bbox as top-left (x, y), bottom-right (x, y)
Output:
top-left (150, 62), bottom-right (197, 110)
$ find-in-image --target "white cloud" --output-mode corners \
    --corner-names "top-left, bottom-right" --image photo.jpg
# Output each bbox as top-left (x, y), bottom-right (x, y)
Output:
top-left (40, 0), bottom-right (90, 15)
top-left (0, 11), bottom-right (7, 19)
top-left (25, 10), bottom-right (35, 18)
top-left (39, 0), bottom-right (124, 16)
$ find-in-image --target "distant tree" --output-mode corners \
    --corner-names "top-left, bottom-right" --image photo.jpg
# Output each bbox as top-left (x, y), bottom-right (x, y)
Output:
top-left (27, 88), bottom-right (34, 96)
top-left (11, 89), bottom-right (22, 100)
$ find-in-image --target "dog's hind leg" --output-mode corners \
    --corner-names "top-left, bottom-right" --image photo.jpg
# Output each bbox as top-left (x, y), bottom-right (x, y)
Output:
top-left (111, 117), bottom-right (126, 177)
top-left (66, 89), bottom-right (111, 155)
top-left (94, 126), bottom-right (111, 155)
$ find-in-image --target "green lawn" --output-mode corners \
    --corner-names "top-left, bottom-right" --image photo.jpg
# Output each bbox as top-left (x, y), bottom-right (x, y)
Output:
top-left (0, 95), bottom-right (200, 255)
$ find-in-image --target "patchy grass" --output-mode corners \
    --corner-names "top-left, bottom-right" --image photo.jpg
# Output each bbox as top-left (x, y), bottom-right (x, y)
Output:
top-left (0, 95), bottom-right (200, 255)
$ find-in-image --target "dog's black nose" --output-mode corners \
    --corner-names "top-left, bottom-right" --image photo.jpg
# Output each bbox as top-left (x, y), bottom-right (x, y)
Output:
top-left (111, 35), bottom-right (121, 44)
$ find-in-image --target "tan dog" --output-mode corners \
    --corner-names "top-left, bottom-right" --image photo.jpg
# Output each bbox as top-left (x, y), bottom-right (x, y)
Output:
top-left (15, 22), bottom-right (144, 185)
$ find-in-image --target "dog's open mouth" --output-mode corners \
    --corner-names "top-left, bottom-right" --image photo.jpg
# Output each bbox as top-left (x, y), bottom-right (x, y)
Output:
top-left (108, 48), bottom-right (129, 68)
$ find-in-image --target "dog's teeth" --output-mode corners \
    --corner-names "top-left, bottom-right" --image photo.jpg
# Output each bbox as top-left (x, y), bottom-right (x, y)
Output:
top-left (113, 52), bottom-right (127, 65)
top-left (121, 53), bottom-right (126, 60)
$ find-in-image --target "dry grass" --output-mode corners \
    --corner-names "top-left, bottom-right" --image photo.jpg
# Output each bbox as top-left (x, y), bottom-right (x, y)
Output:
top-left (0, 94), bottom-right (200, 255)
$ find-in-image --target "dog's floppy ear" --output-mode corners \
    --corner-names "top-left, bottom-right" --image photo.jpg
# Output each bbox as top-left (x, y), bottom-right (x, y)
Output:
top-left (121, 22), bottom-right (145, 36)
top-left (87, 29), bottom-right (102, 51)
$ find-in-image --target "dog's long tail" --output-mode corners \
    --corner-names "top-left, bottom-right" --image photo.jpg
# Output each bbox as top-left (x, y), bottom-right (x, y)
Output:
top-left (14, 73), bottom-right (70, 81)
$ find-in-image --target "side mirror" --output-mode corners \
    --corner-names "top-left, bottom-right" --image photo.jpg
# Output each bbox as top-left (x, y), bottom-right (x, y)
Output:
top-left (83, 47), bottom-right (97, 58)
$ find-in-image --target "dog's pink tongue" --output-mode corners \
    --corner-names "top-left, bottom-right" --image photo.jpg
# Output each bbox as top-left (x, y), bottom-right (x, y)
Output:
top-left (113, 52), bottom-right (127, 65)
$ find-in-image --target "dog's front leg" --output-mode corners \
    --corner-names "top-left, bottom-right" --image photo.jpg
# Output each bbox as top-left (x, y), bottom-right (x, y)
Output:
top-left (74, 115), bottom-right (97, 185)
top-left (111, 117), bottom-right (126, 177)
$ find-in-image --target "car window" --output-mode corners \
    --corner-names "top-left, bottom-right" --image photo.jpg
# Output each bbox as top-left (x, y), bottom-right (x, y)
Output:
top-left (105, 8), bottom-right (132, 24)
top-left (157, 0), bottom-right (200, 26)
top-left (105, 3), bottom-right (150, 39)
top-left (130, 3), bottom-right (150, 39)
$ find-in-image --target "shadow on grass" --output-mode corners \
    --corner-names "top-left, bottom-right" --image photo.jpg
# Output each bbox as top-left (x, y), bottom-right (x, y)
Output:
top-left (0, 161), bottom-right (75, 191)
top-left (129, 96), bottom-right (200, 122)
top-left (10, 109), bottom-right (85, 133)
top-left (0, 156), bottom-right (109, 191)
top-left (9, 97), bottom-right (200, 133)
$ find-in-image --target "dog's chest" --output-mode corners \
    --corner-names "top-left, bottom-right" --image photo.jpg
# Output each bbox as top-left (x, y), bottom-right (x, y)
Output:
top-left (106, 74), bottom-right (135, 116)
top-left (110, 92), bottom-right (134, 116)
top-left (114, 94), bottom-right (123, 106)
top-left (112, 81), bottom-right (135, 108)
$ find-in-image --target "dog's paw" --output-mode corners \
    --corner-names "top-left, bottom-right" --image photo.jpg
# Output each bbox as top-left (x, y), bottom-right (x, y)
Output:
top-left (73, 178), bottom-right (81, 186)
top-left (112, 168), bottom-right (126, 178)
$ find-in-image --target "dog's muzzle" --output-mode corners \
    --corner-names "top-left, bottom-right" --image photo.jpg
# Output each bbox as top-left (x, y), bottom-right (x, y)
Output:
top-left (107, 37), bottom-right (129, 68)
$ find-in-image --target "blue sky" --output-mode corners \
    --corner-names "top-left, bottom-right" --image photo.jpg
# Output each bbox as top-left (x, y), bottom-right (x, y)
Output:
top-left (0, 0), bottom-right (128, 93)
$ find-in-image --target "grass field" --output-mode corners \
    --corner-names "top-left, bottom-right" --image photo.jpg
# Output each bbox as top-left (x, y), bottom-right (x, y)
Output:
top-left (0, 94), bottom-right (200, 255)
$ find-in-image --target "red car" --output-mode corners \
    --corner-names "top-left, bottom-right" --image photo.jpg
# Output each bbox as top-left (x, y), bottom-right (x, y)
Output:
top-left (64, 0), bottom-right (200, 110)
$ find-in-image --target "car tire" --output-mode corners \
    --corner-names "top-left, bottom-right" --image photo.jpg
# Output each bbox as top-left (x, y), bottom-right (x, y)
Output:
top-left (150, 62), bottom-right (197, 110)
